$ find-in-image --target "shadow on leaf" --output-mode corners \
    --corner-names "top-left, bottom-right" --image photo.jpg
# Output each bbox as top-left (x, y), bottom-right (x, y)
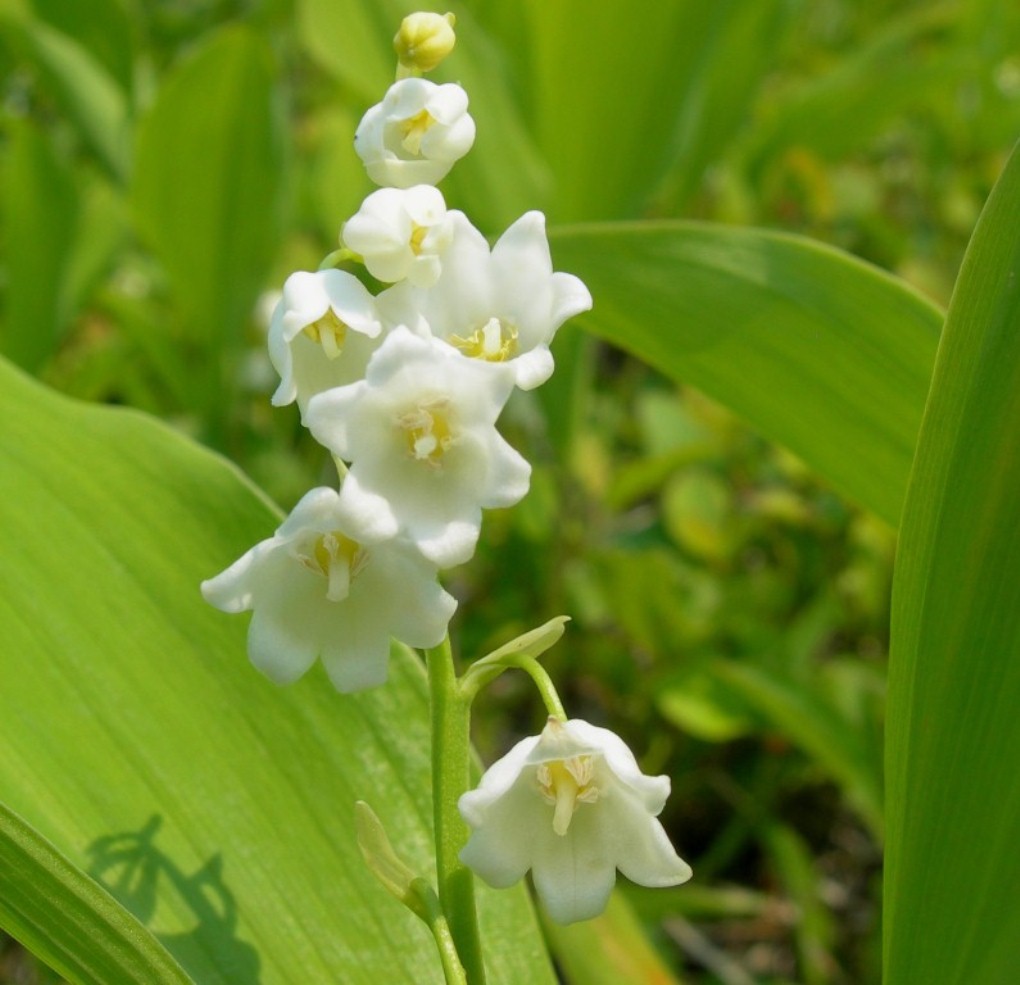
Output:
top-left (87, 815), bottom-right (261, 985)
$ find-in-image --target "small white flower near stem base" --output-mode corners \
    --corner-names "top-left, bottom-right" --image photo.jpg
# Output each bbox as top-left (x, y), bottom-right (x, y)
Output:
top-left (304, 327), bottom-right (530, 568)
top-left (355, 78), bottom-right (475, 189)
top-left (458, 717), bottom-right (692, 925)
top-left (268, 269), bottom-right (383, 415)
top-left (382, 210), bottom-right (592, 390)
top-left (342, 185), bottom-right (452, 287)
top-left (201, 487), bottom-right (456, 693)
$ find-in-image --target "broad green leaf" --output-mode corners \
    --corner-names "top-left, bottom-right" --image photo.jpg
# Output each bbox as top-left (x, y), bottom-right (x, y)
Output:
top-left (0, 117), bottom-right (78, 372)
top-left (0, 357), bottom-right (556, 985)
top-left (552, 222), bottom-right (943, 525)
top-left (0, 802), bottom-right (194, 985)
top-left (1, 11), bottom-right (129, 179)
top-left (132, 27), bottom-right (285, 366)
top-left (523, 0), bottom-right (790, 220)
top-left (296, 0), bottom-right (548, 229)
top-left (885, 144), bottom-right (1020, 983)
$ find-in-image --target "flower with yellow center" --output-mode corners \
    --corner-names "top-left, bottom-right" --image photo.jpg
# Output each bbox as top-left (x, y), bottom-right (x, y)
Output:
top-left (450, 317), bottom-right (519, 362)
top-left (201, 487), bottom-right (456, 692)
top-left (459, 717), bottom-right (692, 924)
top-left (354, 78), bottom-right (475, 189)
top-left (381, 210), bottom-right (592, 390)
top-left (268, 269), bottom-right (382, 417)
top-left (305, 327), bottom-right (529, 568)
top-left (342, 186), bottom-right (452, 287)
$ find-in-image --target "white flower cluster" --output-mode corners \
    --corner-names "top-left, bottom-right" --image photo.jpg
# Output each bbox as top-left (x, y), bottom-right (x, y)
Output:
top-left (202, 73), bottom-right (591, 692)
top-left (203, 20), bottom-right (689, 927)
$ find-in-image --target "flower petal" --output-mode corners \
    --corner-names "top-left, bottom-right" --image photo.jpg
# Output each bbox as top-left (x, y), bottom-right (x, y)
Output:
top-left (531, 821), bottom-right (617, 925)
top-left (247, 607), bottom-right (319, 685)
top-left (459, 778), bottom-right (541, 888)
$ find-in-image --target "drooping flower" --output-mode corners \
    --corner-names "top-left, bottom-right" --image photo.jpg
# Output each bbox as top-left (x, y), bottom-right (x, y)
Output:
top-left (268, 269), bottom-right (383, 415)
top-left (381, 210), bottom-right (592, 390)
top-left (201, 487), bottom-right (456, 692)
top-left (458, 717), bottom-right (692, 924)
top-left (304, 327), bottom-right (530, 568)
top-left (354, 78), bottom-right (475, 189)
top-left (342, 185), bottom-right (452, 287)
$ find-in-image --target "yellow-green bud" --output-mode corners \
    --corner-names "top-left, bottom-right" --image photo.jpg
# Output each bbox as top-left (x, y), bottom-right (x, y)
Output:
top-left (394, 12), bottom-right (456, 74)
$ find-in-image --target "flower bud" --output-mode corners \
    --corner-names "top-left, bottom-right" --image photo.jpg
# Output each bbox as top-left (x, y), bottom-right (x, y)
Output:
top-left (394, 12), bottom-right (456, 74)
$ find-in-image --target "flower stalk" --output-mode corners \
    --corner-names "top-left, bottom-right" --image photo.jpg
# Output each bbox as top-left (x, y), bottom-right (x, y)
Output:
top-left (426, 635), bottom-right (486, 984)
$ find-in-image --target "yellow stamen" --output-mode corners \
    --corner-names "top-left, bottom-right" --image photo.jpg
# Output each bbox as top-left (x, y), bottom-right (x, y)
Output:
top-left (450, 317), bottom-right (518, 362)
top-left (300, 531), bottom-right (366, 602)
top-left (409, 223), bottom-right (428, 255)
top-left (400, 109), bottom-right (436, 156)
top-left (537, 756), bottom-right (599, 836)
top-left (397, 398), bottom-right (455, 466)
top-left (303, 309), bottom-right (348, 361)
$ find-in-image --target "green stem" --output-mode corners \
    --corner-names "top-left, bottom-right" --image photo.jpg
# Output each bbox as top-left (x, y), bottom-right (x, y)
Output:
top-left (429, 911), bottom-right (469, 985)
top-left (460, 654), bottom-right (567, 722)
top-left (516, 656), bottom-right (567, 721)
top-left (425, 637), bottom-right (486, 984)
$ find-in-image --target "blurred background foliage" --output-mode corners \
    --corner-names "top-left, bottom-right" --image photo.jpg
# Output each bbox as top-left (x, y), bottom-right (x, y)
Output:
top-left (1, 0), bottom-right (1018, 982)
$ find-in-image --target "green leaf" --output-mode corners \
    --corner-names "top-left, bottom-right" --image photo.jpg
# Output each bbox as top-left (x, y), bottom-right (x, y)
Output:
top-left (2, 11), bottom-right (130, 180)
top-left (661, 469), bottom-right (736, 562)
top-left (761, 823), bottom-right (835, 985)
top-left (0, 117), bottom-right (79, 372)
top-left (744, 6), bottom-right (959, 170)
top-left (523, 0), bottom-right (791, 220)
top-left (0, 802), bottom-right (194, 985)
top-left (542, 891), bottom-right (683, 985)
top-left (29, 0), bottom-right (135, 93)
top-left (295, 0), bottom-right (392, 100)
top-left (656, 665), bottom-right (755, 744)
top-left (474, 616), bottom-right (570, 667)
top-left (63, 176), bottom-right (128, 318)
top-left (714, 661), bottom-right (884, 837)
top-left (0, 357), bottom-right (556, 985)
top-left (885, 143), bottom-right (1020, 983)
top-left (552, 221), bottom-right (943, 525)
top-left (132, 27), bottom-right (285, 357)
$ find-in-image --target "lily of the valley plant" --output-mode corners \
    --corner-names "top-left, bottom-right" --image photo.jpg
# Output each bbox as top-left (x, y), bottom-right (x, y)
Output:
top-left (202, 11), bottom-right (690, 983)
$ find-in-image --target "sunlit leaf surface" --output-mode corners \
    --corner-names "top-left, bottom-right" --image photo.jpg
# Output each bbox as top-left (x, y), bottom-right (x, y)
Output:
top-left (0, 358), bottom-right (555, 985)
top-left (0, 802), bottom-right (194, 985)
top-left (885, 144), bottom-right (1020, 983)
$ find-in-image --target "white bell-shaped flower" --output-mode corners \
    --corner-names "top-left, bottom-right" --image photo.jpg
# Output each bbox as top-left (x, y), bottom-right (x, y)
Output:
top-left (381, 211), bottom-right (592, 390)
top-left (201, 487), bottom-right (456, 693)
top-left (342, 185), bottom-right (452, 287)
top-left (268, 269), bottom-right (383, 416)
top-left (459, 717), bottom-right (692, 924)
top-left (304, 327), bottom-right (530, 568)
top-left (354, 78), bottom-right (475, 189)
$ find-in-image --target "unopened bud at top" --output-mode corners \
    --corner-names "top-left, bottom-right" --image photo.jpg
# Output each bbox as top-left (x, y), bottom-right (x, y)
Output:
top-left (394, 12), bottom-right (456, 74)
